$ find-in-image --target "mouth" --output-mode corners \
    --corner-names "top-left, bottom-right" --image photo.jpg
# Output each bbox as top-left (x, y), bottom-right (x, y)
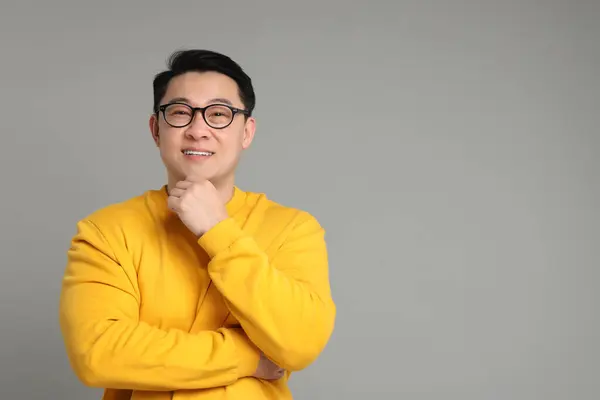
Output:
top-left (182, 150), bottom-right (214, 157)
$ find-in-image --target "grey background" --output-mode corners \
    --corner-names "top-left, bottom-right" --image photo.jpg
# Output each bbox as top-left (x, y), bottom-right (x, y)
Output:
top-left (1, 1), bottom-right (598, 399)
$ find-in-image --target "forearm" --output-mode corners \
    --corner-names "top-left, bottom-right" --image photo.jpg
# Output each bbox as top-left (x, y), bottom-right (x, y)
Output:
top-left (210, 256), bottom-right (335, 371)
top-left (199, 217), bottom-right (336, 371)
top-left (60, 312), bottom-right (259, 391)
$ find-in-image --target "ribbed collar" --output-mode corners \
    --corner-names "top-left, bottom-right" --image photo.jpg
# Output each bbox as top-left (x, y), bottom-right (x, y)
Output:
top-left (225, 185), bottom-right (247, 216)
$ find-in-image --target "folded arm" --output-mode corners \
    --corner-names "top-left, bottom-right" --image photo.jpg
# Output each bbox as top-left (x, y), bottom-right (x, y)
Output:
top-left (198, 211), bottom-right (336, 372)
top-left (58, 219), bottom-right (260, 391)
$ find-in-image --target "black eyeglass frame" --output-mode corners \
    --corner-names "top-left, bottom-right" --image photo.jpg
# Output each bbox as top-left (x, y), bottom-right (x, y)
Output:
top-left (157, 102), bottom-right (250, 129)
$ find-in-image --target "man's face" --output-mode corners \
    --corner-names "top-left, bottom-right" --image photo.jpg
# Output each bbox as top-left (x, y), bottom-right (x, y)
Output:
top-left (149, 71), bottom-right (255, 186)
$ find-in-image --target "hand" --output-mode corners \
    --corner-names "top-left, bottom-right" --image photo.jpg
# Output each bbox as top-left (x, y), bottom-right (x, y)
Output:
top-left (167, 178), bottom-right (228, 237)
top-left (253, 353), bottom-right (285, 381)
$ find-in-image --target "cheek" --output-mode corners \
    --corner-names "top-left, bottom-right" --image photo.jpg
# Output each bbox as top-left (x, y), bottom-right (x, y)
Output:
top-left (220, 136), bottom-right (244, 157)
top-left (158, 132), bottom-right (180, 152)
top-left (232, 129), bottom-right (249, 149)
top-left (157, 138), bottom-right (182, 164)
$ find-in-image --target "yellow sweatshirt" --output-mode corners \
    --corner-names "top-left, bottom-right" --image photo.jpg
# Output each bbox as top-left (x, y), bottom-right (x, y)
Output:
top-left (58, 185), bottom-right (336, 400)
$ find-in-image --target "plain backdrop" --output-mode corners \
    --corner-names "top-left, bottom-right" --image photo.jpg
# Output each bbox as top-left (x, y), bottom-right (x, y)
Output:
top-left (1, 1), bottom-right (599, 399)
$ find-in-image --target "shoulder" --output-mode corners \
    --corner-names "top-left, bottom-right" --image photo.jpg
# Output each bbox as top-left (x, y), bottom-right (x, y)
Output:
top-left (75, 187), bottom-right (166, 239)
top-left (238, 190), bottom-right (328, 260)
top-left (243, 188), bottom-right (325, 234)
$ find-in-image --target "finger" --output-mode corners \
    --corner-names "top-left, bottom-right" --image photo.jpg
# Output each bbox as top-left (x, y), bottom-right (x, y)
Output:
top-left (271, 370), bottom-right (284, 380)
top-left (167, 196), bottom-right (180, 211)
top-left (169, 187), bottom-right (185, 197)
top-left (175, 180), bottom-right (193, 189)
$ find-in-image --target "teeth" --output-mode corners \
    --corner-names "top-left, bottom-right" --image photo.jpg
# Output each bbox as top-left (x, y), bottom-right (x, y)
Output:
top-left (183, 150), bottom-right (213, 156)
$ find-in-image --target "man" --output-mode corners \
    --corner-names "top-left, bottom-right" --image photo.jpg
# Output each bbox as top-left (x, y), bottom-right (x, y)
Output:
top-left (58, 49), bottom-right (336, 400)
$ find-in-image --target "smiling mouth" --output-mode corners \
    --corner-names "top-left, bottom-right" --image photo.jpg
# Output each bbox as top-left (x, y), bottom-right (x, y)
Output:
top-left (182, 150), bottom-right (214, 156)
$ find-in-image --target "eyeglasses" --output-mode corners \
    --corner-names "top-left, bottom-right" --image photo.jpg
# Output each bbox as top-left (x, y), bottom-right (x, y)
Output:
top-left (158, 102), bottom-right (249, 129)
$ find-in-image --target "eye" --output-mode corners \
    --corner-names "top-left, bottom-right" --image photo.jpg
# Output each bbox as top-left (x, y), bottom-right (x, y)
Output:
top-left (166, 104), bottom-right (192, 116)
top-left (206, 106), bottom-right (233, 121)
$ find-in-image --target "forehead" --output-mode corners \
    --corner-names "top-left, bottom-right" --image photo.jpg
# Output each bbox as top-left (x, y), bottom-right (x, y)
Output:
top-left (162, 71), bottom-right (242, 107)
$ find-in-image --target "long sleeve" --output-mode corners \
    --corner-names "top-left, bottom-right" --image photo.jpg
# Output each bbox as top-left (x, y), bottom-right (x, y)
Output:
top-left (58, 219), bottom-right (260, 391)
top-left (197, 211), bottom-right (336, 372)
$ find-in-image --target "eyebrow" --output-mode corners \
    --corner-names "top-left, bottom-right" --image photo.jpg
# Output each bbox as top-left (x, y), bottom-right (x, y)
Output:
top-left (167, 97), bottom-right (234, 106)
top-left (207, 97), bottom-right (233, 106)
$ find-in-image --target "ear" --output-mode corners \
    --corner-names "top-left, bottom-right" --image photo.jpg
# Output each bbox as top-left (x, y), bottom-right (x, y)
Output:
top-left (241, 117), bottom-right (256, 150)
top-left (149, 113), bottom-right (160, 146)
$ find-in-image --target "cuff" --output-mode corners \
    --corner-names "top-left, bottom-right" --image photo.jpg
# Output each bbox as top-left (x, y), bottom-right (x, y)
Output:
top-left (197, 217), bottom-right (245, 258)
top-left (228, 328), bottom-right (260, 379)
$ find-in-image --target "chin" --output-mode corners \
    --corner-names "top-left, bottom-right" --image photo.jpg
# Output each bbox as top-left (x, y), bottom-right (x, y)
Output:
top-left (180, 163), bottom-right (213, 179)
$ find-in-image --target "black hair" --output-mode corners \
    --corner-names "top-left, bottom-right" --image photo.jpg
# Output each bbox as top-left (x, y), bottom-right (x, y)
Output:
top-left (152, 49), bottom-right (256, 116)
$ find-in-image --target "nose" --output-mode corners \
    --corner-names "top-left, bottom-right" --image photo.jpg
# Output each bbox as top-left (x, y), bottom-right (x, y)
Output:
top-left (184, 112), bottom-right (211, 140)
